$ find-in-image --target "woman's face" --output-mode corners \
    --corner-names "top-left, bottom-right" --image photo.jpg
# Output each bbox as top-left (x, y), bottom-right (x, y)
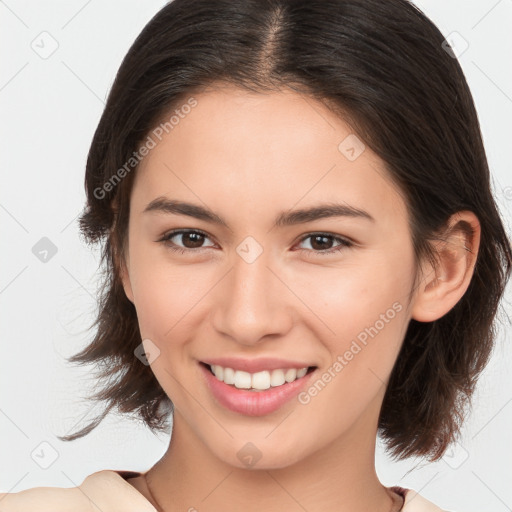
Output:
top-left (121, 85), bottom-right (419, 469)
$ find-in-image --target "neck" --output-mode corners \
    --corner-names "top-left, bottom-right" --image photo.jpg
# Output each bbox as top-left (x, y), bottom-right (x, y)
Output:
top-left (145, 395), bottom-right (399, 512)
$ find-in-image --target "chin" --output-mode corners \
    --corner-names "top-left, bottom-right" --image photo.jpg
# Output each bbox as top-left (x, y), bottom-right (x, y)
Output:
top-left (211, 438), bottom-right (311, 471)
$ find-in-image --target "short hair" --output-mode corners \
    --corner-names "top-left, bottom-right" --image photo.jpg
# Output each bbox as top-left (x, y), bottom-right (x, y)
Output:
top-left (59, 0), bottom-right (512, 462)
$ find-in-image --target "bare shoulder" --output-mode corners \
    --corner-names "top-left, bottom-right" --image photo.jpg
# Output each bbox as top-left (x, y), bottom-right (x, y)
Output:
top-left (402, 488), bottom-right (450, 511)
top-left (0, 470), bottom-right (156, 512)
top-left (0, 483), bottom-right (90, 511)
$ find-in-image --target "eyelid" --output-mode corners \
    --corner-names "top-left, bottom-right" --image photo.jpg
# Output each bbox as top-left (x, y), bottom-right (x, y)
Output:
top-left (294, 233), bottom-right (354, 257)
top-left (159, 228), bottom-right (217, 247)
top-left (292, 231), bottom-right (355, 247)
top-left (159, 228), bottom-right (356, 257)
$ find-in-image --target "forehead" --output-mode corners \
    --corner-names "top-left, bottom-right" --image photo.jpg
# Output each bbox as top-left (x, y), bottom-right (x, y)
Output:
top-left (131, 85), bottom-right (408, 225)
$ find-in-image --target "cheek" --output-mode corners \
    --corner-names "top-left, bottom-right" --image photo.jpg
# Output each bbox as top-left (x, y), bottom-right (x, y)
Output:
top-left (289, 256), bottom-right (410, 341)
top-left (299, 303), bottom-right (408, 435)
top-left (128, 246), bottom-right (209, 345)
top-left (327, 259), bottom-right (412, 389)
top-left (290, 254), bottom-right (412, 408)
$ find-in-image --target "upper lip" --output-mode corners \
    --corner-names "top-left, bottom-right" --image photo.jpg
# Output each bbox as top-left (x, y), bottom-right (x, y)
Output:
top-left (201, 357), bottom-right (316, 374)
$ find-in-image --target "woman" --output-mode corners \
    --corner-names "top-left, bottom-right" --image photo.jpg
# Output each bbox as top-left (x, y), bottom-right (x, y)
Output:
top-left (1, 0), bottom-right (510, 510)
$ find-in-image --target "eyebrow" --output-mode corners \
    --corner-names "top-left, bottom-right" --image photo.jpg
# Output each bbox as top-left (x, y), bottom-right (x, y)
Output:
top-left (143, 196), bottom-right (375, 228)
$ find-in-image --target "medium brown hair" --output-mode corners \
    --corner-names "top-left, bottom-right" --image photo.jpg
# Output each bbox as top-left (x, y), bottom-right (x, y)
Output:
top-left (59, 0), bottom-right (512, 462)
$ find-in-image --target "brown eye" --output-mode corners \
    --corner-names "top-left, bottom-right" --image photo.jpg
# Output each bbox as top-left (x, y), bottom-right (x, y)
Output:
top-left (308, 235), bottom-right (335, 251)
top-left (297, 233), bottom-right (353, 256)
top-left (160, 230), bottom-right (216, 252)
top-left (178, 231), bottom-right (205, 248)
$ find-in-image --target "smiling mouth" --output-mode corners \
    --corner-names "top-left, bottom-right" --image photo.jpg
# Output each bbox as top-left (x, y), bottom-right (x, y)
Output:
top-left (200, 362), bottom-right (317, 392)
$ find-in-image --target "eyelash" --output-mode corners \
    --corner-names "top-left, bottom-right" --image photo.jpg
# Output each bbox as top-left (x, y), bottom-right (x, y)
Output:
top-left (158, 229), bottom-right (354, 257)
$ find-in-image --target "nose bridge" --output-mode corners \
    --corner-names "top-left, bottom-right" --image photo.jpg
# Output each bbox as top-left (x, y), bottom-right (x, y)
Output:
top-left (212, 240), bottom-right (292, 344)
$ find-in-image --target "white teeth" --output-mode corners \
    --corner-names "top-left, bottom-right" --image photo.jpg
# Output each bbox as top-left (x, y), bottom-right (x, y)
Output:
top-left (251, 371), bottom-right (271, 390)
top-left (209, 364), bottom-right (310, 390)
top-left (284, 368), bottom-right (297, 382)
top-left (234, 370), bottom-right (252, 389)
top-left (296, 367), bottom-right (308, 378)
top-left (270, 369), bottom-right (285, 387)
top-left (223, 367), bottom-right (235, 385)
top-left (212, 365), bottom-right (223, 380)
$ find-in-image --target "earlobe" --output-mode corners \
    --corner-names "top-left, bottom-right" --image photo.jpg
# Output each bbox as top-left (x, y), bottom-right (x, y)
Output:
top-left (115, 245), bottom-right (134, 304)
top-left (411, 211), bottom-right (480, 323)
top-left (120, 261), bottom-right (135, 304)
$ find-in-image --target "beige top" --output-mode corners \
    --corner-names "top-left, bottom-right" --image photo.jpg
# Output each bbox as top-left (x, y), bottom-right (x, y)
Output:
top-left (0, 469), bottom-right (448, 511)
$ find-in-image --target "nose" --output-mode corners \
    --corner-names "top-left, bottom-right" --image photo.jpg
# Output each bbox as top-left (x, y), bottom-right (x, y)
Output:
top-left (211, 248), bottom-right (294, 346)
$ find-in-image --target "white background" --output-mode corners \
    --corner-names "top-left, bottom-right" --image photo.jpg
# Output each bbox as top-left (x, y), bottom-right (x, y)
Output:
top-left (1, 1), bottom-right (511, 511)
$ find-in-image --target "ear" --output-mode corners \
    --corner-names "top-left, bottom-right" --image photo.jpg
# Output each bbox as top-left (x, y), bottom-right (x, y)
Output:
top-left (119, 252), bottom-right (135, 304)
top-left (411, 211), bottom-right (480, 322)
top-left (111, 195), bottom-right (135, 304)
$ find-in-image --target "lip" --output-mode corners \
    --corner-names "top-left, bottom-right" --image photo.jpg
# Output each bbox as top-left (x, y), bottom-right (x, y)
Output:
top-left (200, 356), bottom-right (315, 374)
top-left (199, 362), bottom-right (317, 416)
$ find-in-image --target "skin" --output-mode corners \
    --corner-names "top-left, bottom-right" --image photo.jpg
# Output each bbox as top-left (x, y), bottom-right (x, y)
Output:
top-left (119, 84), bottom-right (480, 512)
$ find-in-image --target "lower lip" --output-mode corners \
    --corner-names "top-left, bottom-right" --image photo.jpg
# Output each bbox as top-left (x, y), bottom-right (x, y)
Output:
top-left (199, 363), bottom-right (316, 416)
